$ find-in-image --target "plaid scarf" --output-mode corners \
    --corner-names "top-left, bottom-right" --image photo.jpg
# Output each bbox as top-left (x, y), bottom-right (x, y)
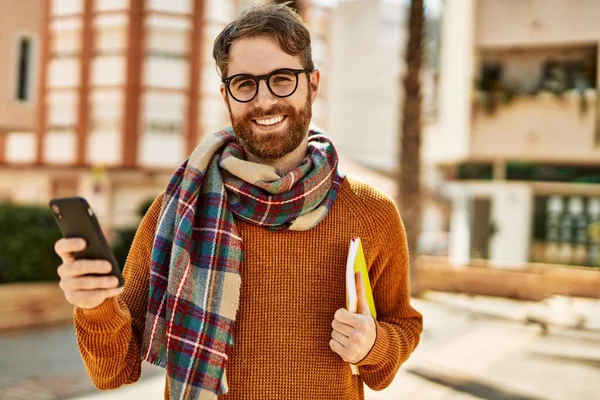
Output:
top-left (142, 126), bottom-right (344, 400)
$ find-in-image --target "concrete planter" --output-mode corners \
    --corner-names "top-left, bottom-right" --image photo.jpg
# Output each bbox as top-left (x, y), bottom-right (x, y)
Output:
top-left (0, 282), bottom-right (73, 331)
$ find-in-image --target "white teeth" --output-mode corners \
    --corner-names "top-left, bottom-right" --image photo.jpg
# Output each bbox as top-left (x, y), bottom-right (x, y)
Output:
top-left (255, 116), bottom-right (284, 126)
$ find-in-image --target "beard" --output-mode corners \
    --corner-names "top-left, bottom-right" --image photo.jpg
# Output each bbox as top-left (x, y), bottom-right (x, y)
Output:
top-left (227, 90), bottom-right (312, 160)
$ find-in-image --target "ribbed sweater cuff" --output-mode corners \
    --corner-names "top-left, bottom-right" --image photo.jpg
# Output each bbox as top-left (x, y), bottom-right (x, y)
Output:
top-left (75, 297), bottom-right (128, 331)
top-left (356, 320), bottom-right (389, 367)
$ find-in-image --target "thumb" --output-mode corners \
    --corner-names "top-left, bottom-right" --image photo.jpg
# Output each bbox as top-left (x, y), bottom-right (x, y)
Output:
top-left (355, 271), bottom-right (370, 316)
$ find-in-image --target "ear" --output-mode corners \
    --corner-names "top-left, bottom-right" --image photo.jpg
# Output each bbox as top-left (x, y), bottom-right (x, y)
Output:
top-left (309, 69), bottom-right (321, 104)
top-left (220, 83), bottom-right (229, 106)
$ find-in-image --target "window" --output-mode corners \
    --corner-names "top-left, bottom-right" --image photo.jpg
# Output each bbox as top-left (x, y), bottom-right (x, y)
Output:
top-left (143, 92), bottom-right (185, 135)
top-left (531, 195), bottom-right (600, 267)
top-left (15, 37), bottom-right (33, 102)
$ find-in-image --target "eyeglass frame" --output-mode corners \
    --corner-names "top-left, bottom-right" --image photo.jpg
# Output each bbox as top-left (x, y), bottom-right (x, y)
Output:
top-left (221, 68), bottom-right (314, 103)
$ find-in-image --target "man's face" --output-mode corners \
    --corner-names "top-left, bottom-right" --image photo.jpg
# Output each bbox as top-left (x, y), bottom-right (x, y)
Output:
top-left (220, 36), bottom-right (320, 160)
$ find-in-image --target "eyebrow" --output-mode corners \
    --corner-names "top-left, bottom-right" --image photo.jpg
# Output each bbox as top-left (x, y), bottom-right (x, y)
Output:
top-left (227, 66), bottom-right (305, 77)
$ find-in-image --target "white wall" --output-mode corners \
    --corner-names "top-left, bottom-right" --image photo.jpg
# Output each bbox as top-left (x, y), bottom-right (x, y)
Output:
top-left (330, 0), bottom-right (404, 172)
top-left (423, 0), bottom-right (475, 165)
top-left (476, 0), bottom-right (600, 48)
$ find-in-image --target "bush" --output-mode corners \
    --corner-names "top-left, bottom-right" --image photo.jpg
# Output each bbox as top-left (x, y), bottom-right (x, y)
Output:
top-left (0, 197), bottom-right (157, 283)
top-left (0, 203), bottom-right (63, 283)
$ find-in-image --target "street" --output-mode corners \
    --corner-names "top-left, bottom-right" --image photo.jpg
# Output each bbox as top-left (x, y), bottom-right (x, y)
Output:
top-left (1, 296), bottom-right (599, 400)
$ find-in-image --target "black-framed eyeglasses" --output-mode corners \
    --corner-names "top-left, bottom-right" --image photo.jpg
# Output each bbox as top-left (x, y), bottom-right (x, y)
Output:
top-left (222, 68), bottom-right (313, 103)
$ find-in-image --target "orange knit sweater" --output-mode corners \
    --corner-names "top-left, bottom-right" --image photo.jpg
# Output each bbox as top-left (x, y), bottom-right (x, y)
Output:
top-left (74, 177), bottom-right (423, 399)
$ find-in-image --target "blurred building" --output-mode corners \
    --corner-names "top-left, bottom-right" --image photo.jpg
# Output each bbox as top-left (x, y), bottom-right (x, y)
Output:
top-left (329, 0), bottom-right (406, 171)
top-left (0, 0), bottom-right (42, 200)
top-left (0, 0), bottom-right (332, 235)
top-left (424, 0), bottom-right (600, 268)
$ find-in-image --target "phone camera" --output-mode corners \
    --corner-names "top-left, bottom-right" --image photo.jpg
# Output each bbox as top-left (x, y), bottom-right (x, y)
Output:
top-left (51, 204), bottom-right (63, 220)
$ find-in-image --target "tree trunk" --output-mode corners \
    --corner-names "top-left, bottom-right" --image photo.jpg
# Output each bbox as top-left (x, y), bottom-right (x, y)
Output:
top-left (399, 0), bottom-right (424, 297)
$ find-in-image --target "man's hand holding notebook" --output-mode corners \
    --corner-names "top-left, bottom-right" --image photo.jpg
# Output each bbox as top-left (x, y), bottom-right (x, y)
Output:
top-left (329, 238), bottom-right (377, 375)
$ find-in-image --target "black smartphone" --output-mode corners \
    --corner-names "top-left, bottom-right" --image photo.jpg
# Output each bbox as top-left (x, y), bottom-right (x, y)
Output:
top-left (49, 196), bottom-right (124, 287)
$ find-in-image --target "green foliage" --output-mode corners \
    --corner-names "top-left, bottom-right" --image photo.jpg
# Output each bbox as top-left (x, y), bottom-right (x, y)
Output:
top-left (0, 196), bottom-right (157, 283)
top-left (0, 203), bottom-right (62, 283)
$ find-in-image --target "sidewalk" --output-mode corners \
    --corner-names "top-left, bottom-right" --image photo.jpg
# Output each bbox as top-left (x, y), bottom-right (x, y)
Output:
top-left (4, 294), bottom-right (599, 400)
top-left (0, 323), bottom-right (162, 400)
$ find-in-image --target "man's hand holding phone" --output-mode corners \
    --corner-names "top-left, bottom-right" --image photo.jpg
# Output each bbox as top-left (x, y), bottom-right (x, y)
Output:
top-left (55, 238), bottom-right (124, 310)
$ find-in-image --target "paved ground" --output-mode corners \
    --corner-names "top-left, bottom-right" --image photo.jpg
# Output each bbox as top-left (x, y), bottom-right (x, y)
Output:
top-left (2, 295), bottom-right (599, 400)
top-left (0, 323), bottom-right (161, 400)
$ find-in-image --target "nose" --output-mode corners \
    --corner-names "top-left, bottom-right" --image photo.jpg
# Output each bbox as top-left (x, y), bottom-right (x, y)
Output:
top-left (254, 79), bottom-right (278, 109)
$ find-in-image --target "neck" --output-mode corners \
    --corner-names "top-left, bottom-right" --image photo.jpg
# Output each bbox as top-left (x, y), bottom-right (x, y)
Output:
top-left (245, 135), bottom-right (309, 175)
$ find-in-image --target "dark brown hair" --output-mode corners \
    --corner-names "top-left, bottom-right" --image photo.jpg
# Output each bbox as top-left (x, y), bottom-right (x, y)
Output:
top-left (212, 3), bottom-right (314, 78)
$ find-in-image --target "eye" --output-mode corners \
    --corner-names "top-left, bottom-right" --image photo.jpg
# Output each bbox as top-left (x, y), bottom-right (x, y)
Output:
top-left (270, 72), bottom-right (295, 85)
top-left (231, 76), bottom-right (256, 91)
top-left (273, 75), bottom-right (292, 83)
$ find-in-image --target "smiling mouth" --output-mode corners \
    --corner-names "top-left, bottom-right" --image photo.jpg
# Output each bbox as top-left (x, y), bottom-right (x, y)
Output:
top-left (252, 115), bottom-right (287, 128)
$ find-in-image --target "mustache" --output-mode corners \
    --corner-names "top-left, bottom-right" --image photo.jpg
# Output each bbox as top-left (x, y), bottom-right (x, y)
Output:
top-left (246, 104), bottom-right (293, 120)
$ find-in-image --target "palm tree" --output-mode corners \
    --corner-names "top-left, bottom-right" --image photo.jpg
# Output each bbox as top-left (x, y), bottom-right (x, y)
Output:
top-left (399, 0), bottom-right (425, 296)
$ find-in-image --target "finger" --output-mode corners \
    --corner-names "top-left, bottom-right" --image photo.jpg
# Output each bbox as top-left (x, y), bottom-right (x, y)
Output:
top-left (331, 330), bottom-right (350, 347)
top-left (66, 287), bottom-right (123, 308)
top-left (332, 319), bottom-right (354, 337)
top-left (335, 308), bottom-right (359, 326)
top-left (329, 339), bottom-right (348, 360)
top-left (58, 260), bottom-right (112, 278)
top-left (54, 238), bottom-right (86, 261)
top-left (355, 271), bottom-right (371, 316)
top-left (60, 275), bottom-right (120, 291)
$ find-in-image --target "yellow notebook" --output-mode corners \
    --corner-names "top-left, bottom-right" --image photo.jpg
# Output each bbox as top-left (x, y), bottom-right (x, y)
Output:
top-left (345, 237), bottom-right (376, 375)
